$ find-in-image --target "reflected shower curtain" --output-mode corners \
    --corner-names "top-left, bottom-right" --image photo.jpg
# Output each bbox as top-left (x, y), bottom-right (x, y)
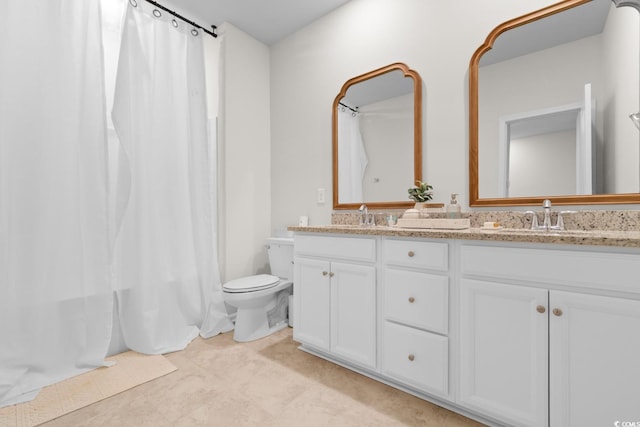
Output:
top-left (0, 0), bottom-right (112, 407)
top-left (337, 108), bottom-right (368, 202)
top-left (112, 1), bottom-right (232, 354)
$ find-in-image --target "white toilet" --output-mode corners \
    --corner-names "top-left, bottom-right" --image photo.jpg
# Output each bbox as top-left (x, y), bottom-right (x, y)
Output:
top-left (223, 237), bottom-right (294, 342)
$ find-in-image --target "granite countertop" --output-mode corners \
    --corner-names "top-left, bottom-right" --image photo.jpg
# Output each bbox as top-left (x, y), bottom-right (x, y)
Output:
top-left (287, 225), bottom-right (640, 249)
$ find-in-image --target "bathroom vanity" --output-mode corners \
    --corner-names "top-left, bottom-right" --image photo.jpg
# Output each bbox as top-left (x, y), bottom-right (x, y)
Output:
top-left (289, 225), bottom-right (640, 427)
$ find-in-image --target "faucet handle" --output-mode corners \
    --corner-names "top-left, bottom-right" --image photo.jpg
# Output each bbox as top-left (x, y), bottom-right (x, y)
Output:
top-left (525, 210), bottom-right (539, 229)
top-left (555, 210), bottom-right (577, 231)
top-left (358, 204), bottom-right (368, 226)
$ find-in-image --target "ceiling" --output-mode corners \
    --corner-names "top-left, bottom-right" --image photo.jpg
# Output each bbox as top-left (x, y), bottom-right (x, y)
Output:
top-left (481, 0), bottom-right (612, 66)
top-left (168, 0), bottom-right (352, 45)
top-left (343, 69), bottom-right (415, 108)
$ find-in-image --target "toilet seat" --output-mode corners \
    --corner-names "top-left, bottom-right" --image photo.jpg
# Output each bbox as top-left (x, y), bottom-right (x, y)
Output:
top-left (223, 274), bottom-right (281, 293)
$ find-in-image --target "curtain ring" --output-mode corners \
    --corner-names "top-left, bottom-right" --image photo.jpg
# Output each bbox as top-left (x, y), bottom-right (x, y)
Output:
top-left (129, 0), bottom-right (137, 6)
top-left (153, 9), bottom-right (162, 18)
top-left (171, 19), bottom-right (179, 28)
top-left (191, 28), bottom-right (199, 36)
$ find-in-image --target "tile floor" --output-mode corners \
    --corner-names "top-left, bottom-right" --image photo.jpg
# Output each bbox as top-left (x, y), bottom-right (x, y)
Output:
top-left (43, 328), bottom-right (484, 426)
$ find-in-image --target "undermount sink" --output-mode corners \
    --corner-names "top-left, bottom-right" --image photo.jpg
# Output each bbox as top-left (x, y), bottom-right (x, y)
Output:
top-left (326, 224), bottom-right (381, 228)
top-left (497, 228), bottom-right (594, 235)
top-left (314, 224), bottom-right (381, 229)
top-left (396, 218), bottom-right (471, 230)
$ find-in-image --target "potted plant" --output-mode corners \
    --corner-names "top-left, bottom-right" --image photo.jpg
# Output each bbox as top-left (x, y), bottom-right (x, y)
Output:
top-left (408, 180), bottom-right (433, 202)
top-left (408, 180), bottom-right (434, 217)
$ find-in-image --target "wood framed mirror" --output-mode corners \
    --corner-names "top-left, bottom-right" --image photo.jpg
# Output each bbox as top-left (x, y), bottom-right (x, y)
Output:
top-left (469, 0), bottom-right (640, 207)
top-left (332, 62), bottom-right (422, 210)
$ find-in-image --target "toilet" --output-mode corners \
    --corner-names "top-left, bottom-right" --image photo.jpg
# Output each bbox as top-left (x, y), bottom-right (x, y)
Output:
top-left (223, 237), bottom-right (294, 342)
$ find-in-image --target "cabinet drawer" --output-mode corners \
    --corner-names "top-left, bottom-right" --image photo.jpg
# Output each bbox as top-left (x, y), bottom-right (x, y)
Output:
top-left (461, 244), bottom-right (640, 294)
top-left (295, 234), bottom-right (376, 263)
top-left (382, 321), bottom-right (448, 396)
top-left (383, 239), bottom-right (448, 271)
top-left (384, 268), bottom-right (448, 334)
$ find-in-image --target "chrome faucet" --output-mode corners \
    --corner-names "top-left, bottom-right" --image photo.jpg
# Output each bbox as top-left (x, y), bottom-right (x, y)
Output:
top-left (526, 199), bottom-right (573, 231)
top-left (542, 199), bottom-right (552, 230)
top-left (359, 204), bottom-right (374, 226)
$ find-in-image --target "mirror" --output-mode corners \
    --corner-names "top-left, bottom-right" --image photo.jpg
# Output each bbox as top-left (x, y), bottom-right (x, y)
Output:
top-left (469, 0), bottom-right (640, 206)
top-left (332, 62), bottom-right (422, 210)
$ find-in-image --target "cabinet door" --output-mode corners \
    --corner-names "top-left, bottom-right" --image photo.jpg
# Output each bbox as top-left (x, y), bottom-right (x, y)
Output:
top-left (459, 279), bottom-right (548, 427)
top-left (331, 261), bottom-right (377, 369)
top-left (293, 257), bottom-right (330, 350)
top-left (550, 291), bottom-right (640, 427)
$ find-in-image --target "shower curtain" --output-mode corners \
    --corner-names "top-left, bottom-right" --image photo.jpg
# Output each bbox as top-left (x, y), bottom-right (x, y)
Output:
top-left (337, 107), bottom-right (368, 203)
top-left (111, 0), bottom-right (232, 354)
top-left (0, 0), bottom-right (112, 407)
top-left (0, 0), bottom-right (231, 407)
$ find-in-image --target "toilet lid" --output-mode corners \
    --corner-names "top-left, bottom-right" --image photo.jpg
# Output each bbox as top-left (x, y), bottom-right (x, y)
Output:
top-left (223, 274), bottom-right (280, 293)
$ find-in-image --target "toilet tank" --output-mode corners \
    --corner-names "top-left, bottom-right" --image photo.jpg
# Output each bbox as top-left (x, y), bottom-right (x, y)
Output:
top-left (267, 237), bottom-right (294, 281)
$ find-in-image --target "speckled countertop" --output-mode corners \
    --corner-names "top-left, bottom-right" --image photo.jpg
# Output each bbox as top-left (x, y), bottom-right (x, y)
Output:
top-left (287, 225), bottom-right (640, 248)
top-left (288, 210), bottom-right (640, 249)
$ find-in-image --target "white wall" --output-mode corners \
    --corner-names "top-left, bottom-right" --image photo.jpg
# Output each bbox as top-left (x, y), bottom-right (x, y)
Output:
top-left (602, 4), bottom-right (640, 194)
top-left (360, 94), bottom-right (414, 202)
top-left (218, 23), bottom-right (271, 281)
top-left (509, 131), bottom-right (576, 197)
top-left (478, 35), bottom-right (604, 198)
top-left (269, 0), bottom-right (565, 231)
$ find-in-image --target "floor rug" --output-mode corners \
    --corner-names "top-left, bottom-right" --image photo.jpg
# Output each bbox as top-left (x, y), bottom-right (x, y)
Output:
top-left (0, 351), bottom-right (177, 427)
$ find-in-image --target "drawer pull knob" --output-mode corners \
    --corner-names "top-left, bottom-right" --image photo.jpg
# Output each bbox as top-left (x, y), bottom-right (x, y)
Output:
top-left (536, 305), bottom-right (546, 314)
top-left (408, 354), bottom-right (415, 362)
top-left (553, 308), bottom-right (563, 317)
top-left (322, 271), bottom-right (328, 276)
top-left (408, 251), bottom-right (415, 258)
top-left (408, 297), bottom-right (415, 303)
top-left (329, 272), bottom-right (335, 277)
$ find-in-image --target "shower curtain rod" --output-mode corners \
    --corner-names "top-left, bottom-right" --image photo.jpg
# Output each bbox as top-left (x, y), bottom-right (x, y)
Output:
top-left (339, 102), bottom-right (358, 113)
top-left (143, 0), bottom-right (217, 37)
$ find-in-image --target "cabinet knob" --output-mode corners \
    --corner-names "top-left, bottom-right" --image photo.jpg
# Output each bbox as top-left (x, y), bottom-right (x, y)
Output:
top-left (536, 305), bottom-right (546, 314)
top-left (553, 308), bottom-right (563, 317)
top-left (408, 251), bottom-right (415, 258)
top-left (408, 354), bottom-right (415, 362)
top-left (329, 272), bottom-right (334, 277)
top-left (322, 271), bottom-right (328, 276)
top-left (408, 297), bottom-right (415, 303)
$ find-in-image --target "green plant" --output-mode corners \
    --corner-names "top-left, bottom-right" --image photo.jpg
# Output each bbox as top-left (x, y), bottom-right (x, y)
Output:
top-left (407, 180), bottom-right (433, 202)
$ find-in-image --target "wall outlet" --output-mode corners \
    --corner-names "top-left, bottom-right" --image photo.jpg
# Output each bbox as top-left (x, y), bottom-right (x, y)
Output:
top-left (317, 188), bottom-right (325, 204)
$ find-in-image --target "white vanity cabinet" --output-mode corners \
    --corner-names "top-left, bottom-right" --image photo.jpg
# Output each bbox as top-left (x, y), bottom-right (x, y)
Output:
top-left (293, 234), bottom-right (377, 369)
top-left (380, 238), bottom-right (450, 397)
top-left (458, 243), bottom-right (640, 427)
top-left (292, 229), bottom-right (640, 427)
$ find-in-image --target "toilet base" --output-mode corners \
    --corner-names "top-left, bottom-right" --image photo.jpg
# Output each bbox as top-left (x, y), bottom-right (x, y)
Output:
top-left (224, 282), bottom-right (292, 342)
top-left (233, 312), bottom-right (289, 342)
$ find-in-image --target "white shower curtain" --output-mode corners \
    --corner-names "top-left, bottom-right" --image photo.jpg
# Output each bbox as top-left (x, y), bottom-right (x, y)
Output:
top-left (0, 0), bottom-right (112, 407)
top-left (111, 1), bottom-right (232, 354)
top-left (337, 107), bottom-right (368, 203)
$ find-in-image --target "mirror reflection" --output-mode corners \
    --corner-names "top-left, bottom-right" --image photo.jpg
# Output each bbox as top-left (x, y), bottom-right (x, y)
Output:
top-left (470, 0), bottom-right (640, 206)
top-left (332, 63), bottom-right (422, 210)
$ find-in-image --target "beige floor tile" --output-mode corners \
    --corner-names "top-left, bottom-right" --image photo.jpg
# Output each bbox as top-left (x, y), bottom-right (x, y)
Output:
top-left (42, 328), bottom-right (484, 427)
